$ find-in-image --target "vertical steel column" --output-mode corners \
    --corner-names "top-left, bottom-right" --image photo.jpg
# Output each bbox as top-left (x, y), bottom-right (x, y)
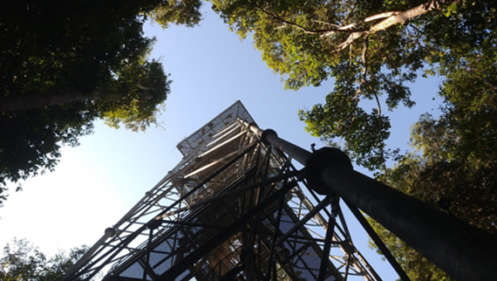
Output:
top-left (259, 128), bottom-right (497, 281)
top-left (317, 198), bottom-right (338, 281)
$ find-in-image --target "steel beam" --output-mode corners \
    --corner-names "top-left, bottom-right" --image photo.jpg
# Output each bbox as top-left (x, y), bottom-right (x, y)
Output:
top-left (345, 202), bottom-right (410, 281)
top-left (157, 179), bottom-right (297, 281)
top-left (317, 198), bottom-right (338, 281)
top-left (260, 129), bottom-right (497, 281)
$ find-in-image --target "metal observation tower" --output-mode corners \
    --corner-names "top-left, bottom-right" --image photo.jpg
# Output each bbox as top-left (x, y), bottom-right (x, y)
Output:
top-left (64, 101), bottom-right (497, 281)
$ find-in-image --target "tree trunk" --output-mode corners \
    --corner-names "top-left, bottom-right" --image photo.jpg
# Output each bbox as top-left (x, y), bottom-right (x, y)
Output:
top-left (0, 91), bottom-right (101, 113)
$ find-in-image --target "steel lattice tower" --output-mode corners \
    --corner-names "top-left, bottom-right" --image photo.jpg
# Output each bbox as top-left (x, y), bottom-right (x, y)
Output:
top-left (64, 101), bottom-right (384, 281)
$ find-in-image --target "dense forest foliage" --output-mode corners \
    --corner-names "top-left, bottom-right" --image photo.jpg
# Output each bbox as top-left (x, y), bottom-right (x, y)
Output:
top-left (0, 239), bottom-right (85, 281)
top-left (0, 0), bottom-right (201, 203)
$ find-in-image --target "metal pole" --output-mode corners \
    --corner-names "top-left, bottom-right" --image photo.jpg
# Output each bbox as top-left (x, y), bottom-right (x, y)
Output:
top-left (260, 129), bottom-right (311, 164)
top-left (260, 129), bottom-right (497, 281)
top-left (345, 202), bottom-right (411, 281)
top-left (317, 198), bottom-right (338, 281)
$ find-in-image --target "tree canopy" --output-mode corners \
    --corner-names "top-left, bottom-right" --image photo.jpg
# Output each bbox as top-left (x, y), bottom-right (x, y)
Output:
top-left (367, 40), bottom-right (497, 279)
top-left (209, 0), bottom-right (496, 169)
top-left (0, 0), bottom-right (204, 204)
top-left (0, 239), bottom-right (86, 281)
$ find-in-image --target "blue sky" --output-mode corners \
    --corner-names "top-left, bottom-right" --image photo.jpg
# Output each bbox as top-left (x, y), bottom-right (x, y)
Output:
top-left (0, 5), bottom-right (443, 280)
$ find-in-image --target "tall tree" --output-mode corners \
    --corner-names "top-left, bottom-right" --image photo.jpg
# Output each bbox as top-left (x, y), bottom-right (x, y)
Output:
top-left (207, 0), bottom-right (497, 279)
top-left (209, 0), bottom-right (496, 169)
top-left (0, 239), bottom-right (86, 281)
top-left (367, 46), bottom-right (497, 279)
top-left (0, 0), bottom-right (203, 204)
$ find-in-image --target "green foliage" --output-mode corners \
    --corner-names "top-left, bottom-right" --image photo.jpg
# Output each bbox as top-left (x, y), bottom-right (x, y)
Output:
top-left (209, 0), bottom-right (428, 169)
top-left (0, 239), bottom-right (86, 281)
top-left (99, 60), bottom-right (171, 131)
top-left (369, 150), bottom-right (497, 280)
top-left (368, 58), bottom-right (497, 279)
top-left (0, 0), bottom-right (202, 203)
top-left (298, 93), bottom-right (391, 169)
top-left (151, 0), bottom-right (203, 28)
top-left (209, 0), bottom-right (497, 171)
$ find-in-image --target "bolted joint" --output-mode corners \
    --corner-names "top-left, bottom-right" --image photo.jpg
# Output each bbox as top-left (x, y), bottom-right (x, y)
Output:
top-left (304, 147), bottom-right (353, 195)
top-left (105, 227), bottom-right (116, 237)
top-left (147, 218), bottom-right (162, 230)
top-left (260, 129), bottom-right (277, 145)
top-left (247, 122), bottom-right (258, 129)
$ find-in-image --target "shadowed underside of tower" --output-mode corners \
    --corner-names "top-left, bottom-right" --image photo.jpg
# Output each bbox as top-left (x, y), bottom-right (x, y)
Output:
top-left (64, 101), bottom-right (381, 281)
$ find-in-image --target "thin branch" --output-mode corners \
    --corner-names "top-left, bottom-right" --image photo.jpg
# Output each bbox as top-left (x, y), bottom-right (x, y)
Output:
top-left (335, 0), bottom-right (450, 51)
top-left (260, 8), bottom-right (367, 37)
top-left (405, 24), bottom-right (425, 49)
top-left (344, 1), bottom-right (357, 23)
top-left (360, 39), bottom-right (382, 116)
top-left (263, 0), bottom-right (453, 52)
top-left (409, 22), bottom-right (424, 35)
top-left (260, 9), bottom-right (324, 35)
top-left (483, 80), bottom-right (497, 91)
top-left (373, 91), bottom-right (382, 116)
top-left (352, 37), bottom-right (382, 116)
top-left (361, 38), bottom-right (368, 81)
top-left (353, 38), bottom-right (367, 102)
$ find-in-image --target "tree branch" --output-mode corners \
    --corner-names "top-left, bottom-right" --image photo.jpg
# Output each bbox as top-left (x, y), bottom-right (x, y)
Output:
top-left (483, 80), bottom-right (497, 91)
top-left (373, 90), bottom-right (382, 116)
top-left (263, 1), bottom-right (453, 51)
top-left (261, 9), bottom-right (323, 35)
top-left (0, 92), bottom-right (99, 113)
top-left (335, 0), bottom-right (452, 51)
top-left (354, 38), bottom-right (367, 103)
top-left (353, 37), bottom-right (381, 115)
top-left (361, 39), bottom-right (382, 116)
top-left (260, 9), bottom-right (366, 37)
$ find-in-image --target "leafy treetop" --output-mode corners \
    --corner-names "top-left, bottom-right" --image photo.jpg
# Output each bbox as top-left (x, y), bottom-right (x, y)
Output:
top-left (0, 239), bottom-right (86, 281)
top-left (0, 0), bottom-right (202, 204)
top-left (209, 0), bottom-right (497, 171)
